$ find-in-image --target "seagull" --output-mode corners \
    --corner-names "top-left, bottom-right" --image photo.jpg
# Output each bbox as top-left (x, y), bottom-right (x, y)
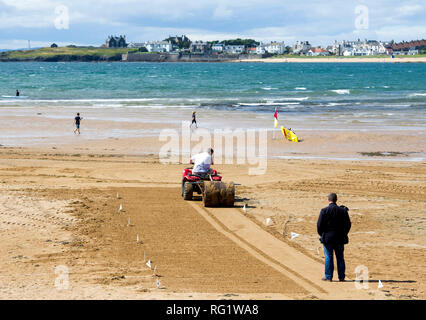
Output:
top-left (265, 218), bottom-right (271, 226)
top-left (243, 204), bottom-right (247, 213)
top-left (127, 217), bottom-right (131, 226)
top-left (116, 192), bottom-right (119, 199)
top-left (119, 204), bottom-right (122, 212)
top-left (146, 259), bottom-right (151, 269)
top-left (378, 280), bottom-right (383, 289)
top-left (156, 278), bottom-right (161, 288)
top-left (136, 234), bottom-right (139, 243)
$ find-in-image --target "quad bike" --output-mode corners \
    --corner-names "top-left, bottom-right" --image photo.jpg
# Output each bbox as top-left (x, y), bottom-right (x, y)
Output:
top-left (181, 168), bottom-right (235, 207)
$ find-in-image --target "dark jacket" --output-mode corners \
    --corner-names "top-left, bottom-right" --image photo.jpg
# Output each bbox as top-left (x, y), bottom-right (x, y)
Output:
top-left (317, 203), bottom-right (351, 245)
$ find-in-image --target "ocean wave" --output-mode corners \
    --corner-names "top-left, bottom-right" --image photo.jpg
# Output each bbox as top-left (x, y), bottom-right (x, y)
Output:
top-left (326, 103), bottom-right (347, 107)
top-left (238, 102), bottom-right (300, 106)
top-left (261, 87), bottom-right (278, 91)
top-left (409, 93), bottom-right (426, 97)
top-left (295, 87), bottom-right (306, 90)
top-left (3, 98), bottom-right (160, 103)
top-left (331, 89), bottom-right (350, 95)
top-left (279, 97), bottom-right (309, 101)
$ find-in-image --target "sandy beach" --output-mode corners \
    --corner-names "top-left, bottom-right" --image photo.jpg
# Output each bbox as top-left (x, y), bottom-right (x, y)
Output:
top-left (2, 0), bottom-right (426, 305)
top-left (0, 113), bottom-right (424, 299)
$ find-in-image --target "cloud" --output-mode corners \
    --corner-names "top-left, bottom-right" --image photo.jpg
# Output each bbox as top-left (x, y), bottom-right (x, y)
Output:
top-left (397, 4), bottom-right (423, 16)
top-left (1, 0), bottom-right (57, 11)
top-left (213, 4), bottom-right (233, 20)
top-left (0, 0), bottom-right (424, 48)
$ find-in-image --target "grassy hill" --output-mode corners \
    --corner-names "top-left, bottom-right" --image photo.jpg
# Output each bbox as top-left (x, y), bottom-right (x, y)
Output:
top-left (0, 46), bottom-right (138, 62)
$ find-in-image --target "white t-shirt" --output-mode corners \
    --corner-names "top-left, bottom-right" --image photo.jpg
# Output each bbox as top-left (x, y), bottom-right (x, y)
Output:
top-left (191, 152), bottom-right (212, 173)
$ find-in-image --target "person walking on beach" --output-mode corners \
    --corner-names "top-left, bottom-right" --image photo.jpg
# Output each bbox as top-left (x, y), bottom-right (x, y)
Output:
top-left (317, 193), bottom-right (351, 282)
top-left (74, 113), bottom-right (82, 135)
top-left (16, 89), bottom-right (20, 97)
top-left (190, 111), bottom-right (198, 129)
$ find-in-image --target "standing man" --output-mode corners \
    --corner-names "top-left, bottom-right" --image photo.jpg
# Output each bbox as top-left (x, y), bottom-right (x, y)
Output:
top-left (16, 89), bottom-right (20, 97)
top-left (317, 193), bottom-right (351, 282)
top-left (74, 113), bottom-right (82, 135)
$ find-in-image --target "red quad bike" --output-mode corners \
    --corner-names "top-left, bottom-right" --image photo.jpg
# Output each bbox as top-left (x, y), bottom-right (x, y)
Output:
top-left (181, 168), bottom-right (235, 207)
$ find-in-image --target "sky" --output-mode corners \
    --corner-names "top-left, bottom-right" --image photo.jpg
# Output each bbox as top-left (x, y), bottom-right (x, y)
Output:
top-left (0, 0), bottom-right (425, 49)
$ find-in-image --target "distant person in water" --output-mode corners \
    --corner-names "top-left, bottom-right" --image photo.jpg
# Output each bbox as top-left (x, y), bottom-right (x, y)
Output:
top-left (16, 90), bottom-right (19, 97)
top-left (74, 113), bottom-right (82, 135)
top-left (190, 111), bottom-right (198, 129)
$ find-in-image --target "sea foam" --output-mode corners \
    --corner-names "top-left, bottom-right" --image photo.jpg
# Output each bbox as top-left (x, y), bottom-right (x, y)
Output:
top-left (331, 89), bottom-right (350, 95)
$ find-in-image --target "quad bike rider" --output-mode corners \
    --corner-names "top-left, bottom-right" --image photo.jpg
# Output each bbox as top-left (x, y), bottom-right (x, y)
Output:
top-left (181, 148), bottom-right (235, 207)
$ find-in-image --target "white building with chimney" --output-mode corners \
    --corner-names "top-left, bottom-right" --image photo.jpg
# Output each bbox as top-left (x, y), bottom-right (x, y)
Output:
top-left (263, 42), bottom-right (286, 54)
top-left (145, 41), bottom-right (173, 53)
top-left (223, 45), bottom-right (245, 54)
top-left (293, 41), bottom-right (311, 54)
top-left (211, 43), bottom-right (224, 53)
top-left (128, 41), bottom-right (173, 52)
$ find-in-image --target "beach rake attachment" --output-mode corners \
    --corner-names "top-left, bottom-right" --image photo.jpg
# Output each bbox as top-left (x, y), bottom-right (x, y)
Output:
top-left (202, 181), bottom-right (235, 208)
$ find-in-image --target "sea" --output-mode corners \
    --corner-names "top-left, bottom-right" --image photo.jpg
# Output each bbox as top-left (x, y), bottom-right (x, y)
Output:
top-left (0, 62), bottom-right (425, 132)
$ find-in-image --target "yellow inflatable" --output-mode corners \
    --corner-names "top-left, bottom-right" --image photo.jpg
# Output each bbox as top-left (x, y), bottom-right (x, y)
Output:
top-left (281, 126), bottom-right (299, 142)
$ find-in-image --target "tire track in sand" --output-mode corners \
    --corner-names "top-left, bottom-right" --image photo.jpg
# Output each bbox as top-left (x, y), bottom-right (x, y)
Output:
top-left (189, 202), bottom-right (374, 299)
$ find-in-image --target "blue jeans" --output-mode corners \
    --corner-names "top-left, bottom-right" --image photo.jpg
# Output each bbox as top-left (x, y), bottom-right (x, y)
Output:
top-left (323, 244), bottom-right (345, 280)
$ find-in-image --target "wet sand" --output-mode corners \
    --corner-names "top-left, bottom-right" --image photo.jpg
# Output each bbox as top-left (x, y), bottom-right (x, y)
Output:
top-left (0, 109), bottom-right (424, 162)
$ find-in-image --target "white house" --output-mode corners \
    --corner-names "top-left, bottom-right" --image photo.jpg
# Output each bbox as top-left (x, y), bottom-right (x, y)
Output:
top-left (144, 41), bottom-right (173, 53)
top-left (262, 42), bottom-right (285, 54)
top-left (343, 48), bottom-right (355, 56)
top-left (223, 45), bottom-right (245, 54)
top-left (211, 43), bottom-right (224, 53)
top-left (255, 46), bottom-right (265, 55)
top-left (293, 41), bottom-right (311, 54)
top-left (334, 39), bottom-right (388, 56)
top-left (189, 41), bottom-right (210, 54)
top-left (307, 47), bottom-right (329, 56)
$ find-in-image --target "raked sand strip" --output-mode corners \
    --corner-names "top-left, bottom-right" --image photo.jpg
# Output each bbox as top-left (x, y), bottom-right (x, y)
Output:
top-left (192, 203), bottom-right (378, 299)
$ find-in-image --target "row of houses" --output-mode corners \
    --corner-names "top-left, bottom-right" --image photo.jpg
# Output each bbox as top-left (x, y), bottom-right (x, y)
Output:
top-left (389, 39), bottom-right (426, 55)
top-left (127, 40), bottom-right (286, 55)
top-left (325, 40), bottom-right (388, 56)
top-left (106, 35), bottom-right (425, 56)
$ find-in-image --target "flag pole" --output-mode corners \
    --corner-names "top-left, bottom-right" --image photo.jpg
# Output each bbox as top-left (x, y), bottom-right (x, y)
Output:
top-left (273, 107), bottom-right (278, 140)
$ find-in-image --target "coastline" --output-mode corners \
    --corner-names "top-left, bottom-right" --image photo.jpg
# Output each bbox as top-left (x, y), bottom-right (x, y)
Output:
top-left (1, 56), bottom-right (425, 63)
top-left (236, 56), bottom-right (426, 63)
